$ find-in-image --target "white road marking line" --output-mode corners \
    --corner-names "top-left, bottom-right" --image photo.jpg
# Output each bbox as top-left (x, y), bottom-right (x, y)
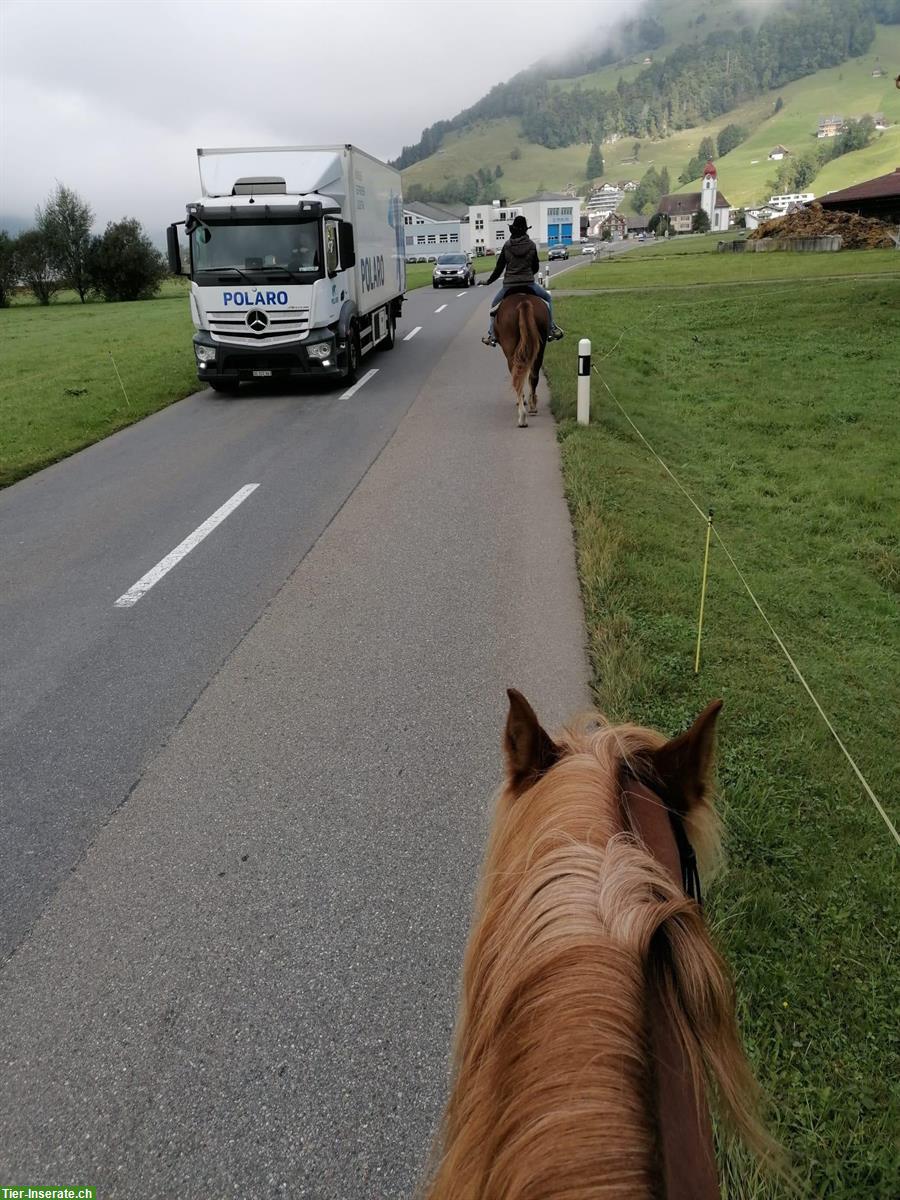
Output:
top-left (456, 291), bottom-right (467, 297)
top-left (403, 326), bottom-right (422, 342)
top-left (114, 484), bottom-right (259, 608)
top-left (435, 304), bottom-right (447, 313)
top-left (340, 367), bottom-right (379, 400)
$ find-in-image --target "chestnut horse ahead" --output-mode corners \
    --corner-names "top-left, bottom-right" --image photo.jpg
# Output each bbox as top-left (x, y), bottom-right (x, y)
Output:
top-left (495, 290), bottom-right (549, 429)
top-left (425, 691), bottom-right (781, 1200)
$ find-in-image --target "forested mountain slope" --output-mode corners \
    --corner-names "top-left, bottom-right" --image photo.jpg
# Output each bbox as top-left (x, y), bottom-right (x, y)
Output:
top-left (399, 0), bottom-right (900, 209)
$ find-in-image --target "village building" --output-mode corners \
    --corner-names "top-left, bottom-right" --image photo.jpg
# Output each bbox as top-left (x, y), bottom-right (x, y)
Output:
top-left (462, 193), bottom-right (582, 252)
top-left (817, 166), bottom-right (900, 224)
top-left (817, 115), bottom-right (845, 138)
top-left (587, 184), bottom-right (624, 215)
top-left (655, 160), bottom-right (731, 233)
top-left (588, 212), bottom-right (627, 239)
top-left (768, 191), bottom-right (815, 211)
top-left (513, 192), bottom-right (582, 247)
top-left (464, 200), bottom-right (525, 255)
top-left (625, 213), bottom-right (652, 237)
top-left (768, 144), bottom-right (791, 161)
top-left (744, 205), bottom-right (783, 231)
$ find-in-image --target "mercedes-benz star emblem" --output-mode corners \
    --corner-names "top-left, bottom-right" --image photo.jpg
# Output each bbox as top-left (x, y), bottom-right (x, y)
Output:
top-left (246, 309), bottom-right (269, 332)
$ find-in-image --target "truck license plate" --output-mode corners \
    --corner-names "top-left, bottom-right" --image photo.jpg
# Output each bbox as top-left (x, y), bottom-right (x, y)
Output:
top-left (252, 370), bottom-right (272, 377)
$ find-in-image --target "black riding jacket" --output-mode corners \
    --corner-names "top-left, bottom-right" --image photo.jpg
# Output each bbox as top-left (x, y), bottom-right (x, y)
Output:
top-left (485, 236), bottom-right (540, 287)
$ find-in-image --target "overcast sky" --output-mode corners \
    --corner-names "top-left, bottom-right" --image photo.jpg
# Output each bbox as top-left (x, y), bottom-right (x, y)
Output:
top-left (0, 0), bottom-right (639, 234)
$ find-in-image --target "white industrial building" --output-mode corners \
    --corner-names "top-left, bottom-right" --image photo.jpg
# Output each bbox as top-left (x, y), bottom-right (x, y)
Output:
top-left (514, 192), bottom-right (582, 247)
top-left (465, 201), bottom-right (525, 254)
top-left (768, 192), bottom-right (814, 211)
top-left (402, 200), bottom-right (467, 257)
top-left (403, 192), bottom-right (582, 257)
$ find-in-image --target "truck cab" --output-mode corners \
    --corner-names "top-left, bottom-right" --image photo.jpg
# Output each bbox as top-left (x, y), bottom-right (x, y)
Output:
top-left (168, 146), bottom-right (405, 393)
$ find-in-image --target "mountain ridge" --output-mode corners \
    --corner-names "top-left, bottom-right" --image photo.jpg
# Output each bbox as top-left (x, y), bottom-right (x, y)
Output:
top-left (400, 2), bottom-right (900, 210)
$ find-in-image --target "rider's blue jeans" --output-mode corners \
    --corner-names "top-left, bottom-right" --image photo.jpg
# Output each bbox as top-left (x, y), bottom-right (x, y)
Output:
top-left (490, 282), bottom-right (554, 336)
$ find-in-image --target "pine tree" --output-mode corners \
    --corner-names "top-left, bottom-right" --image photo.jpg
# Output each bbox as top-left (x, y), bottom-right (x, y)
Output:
top-left (587, 142), bottom-right (604, 179)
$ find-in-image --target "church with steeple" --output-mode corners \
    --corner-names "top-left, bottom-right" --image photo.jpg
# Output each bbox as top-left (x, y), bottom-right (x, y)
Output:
top-left (655, 161), bottom-right (732, 233)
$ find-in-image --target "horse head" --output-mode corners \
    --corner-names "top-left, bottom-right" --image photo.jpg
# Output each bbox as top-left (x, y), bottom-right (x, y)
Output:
top-left (426, 691), bottom-right (782, 1199)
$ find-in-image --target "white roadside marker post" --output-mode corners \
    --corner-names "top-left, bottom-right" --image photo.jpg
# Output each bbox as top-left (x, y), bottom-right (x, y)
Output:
top-left (577, 338), bottom-right (591, 426)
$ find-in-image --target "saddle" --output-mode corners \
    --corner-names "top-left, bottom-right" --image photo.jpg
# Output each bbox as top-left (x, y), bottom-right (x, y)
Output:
top-left (490, 284), bottom-right (550, 319)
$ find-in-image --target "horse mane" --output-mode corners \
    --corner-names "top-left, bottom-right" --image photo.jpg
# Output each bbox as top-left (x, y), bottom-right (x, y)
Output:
top-left (424, 716), bottom-right (778, 1199)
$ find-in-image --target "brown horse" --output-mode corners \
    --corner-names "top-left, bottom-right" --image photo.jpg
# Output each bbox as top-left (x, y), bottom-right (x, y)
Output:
top-left (495, 290), bottom-right (549, 428)
top-left (425, 691), bottom-right (781, 1200)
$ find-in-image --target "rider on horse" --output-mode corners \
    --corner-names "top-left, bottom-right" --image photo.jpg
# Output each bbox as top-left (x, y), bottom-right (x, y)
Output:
top-left (480, 215), bottom-right (565, 346)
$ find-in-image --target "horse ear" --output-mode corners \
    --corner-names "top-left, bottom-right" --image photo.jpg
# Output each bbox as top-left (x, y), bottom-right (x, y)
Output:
top-left (504, 688), bottom-right (560, 792)
top-left (647, 700), bottom-right (723, 814)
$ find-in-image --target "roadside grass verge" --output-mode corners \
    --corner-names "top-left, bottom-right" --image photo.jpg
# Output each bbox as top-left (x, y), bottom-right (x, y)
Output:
top-left (1, 289), bottom-right (196, 487)
top-left (543, 271), bottom-right (899, 1198)
top-left (556, 245), bottom-right (900, 290)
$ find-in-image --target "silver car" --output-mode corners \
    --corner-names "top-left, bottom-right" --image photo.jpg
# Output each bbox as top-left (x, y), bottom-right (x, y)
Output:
top-left (432, 253), bottom-right (475, 288)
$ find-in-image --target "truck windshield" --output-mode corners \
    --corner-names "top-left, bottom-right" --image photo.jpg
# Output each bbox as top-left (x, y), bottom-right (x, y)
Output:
top-left (192, 220), bottom-right (321, 276)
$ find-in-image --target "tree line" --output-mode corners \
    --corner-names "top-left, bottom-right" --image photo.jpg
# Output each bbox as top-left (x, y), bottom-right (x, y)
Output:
top-left (405, 164), bottom-right (505, 207)
top-left (392, 0), bottom-right (897, 167)
top-left (0, 184), bottom-right (167, 308)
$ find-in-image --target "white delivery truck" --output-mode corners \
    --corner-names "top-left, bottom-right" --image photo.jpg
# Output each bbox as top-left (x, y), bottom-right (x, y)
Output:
top-left (167, 145), bottom-right (406, 392)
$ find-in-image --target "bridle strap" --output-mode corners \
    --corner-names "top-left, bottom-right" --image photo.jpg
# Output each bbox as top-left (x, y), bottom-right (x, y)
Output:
top-left (668, 811), bottom-right (702, 906)
top-left (622, 771), bottom-right (703, 905)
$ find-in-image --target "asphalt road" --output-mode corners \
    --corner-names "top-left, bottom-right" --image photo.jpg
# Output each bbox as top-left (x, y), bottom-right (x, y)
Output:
top-left (0, 261), bottom-right (591, 1197)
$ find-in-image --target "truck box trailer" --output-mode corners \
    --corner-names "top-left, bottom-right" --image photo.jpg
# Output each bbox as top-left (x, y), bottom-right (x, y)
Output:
top-left (167, 145), bottom-right (406, 392)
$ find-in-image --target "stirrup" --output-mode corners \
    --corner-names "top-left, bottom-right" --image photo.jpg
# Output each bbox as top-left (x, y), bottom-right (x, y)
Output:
top-left (548, 326), bottom-right (565, 341)
top-left (482, 334), bottom-right (497, 346)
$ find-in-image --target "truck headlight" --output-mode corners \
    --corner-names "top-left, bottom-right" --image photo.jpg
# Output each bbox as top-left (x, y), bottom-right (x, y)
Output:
top-left (307, 341), bottom-right (332, 360)
top-left (195, 345), bottom-right (217, 363)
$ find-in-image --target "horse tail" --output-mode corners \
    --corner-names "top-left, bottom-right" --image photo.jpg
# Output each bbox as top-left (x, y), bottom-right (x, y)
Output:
top-left (511, 300), bottom-right (540, 397)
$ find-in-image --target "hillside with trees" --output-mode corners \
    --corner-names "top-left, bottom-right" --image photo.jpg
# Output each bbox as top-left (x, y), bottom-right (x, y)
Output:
top-left (400, 3), bottom-right (900, 211)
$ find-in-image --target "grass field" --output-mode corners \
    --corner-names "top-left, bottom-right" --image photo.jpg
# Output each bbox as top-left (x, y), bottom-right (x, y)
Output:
top-left (402, 25), bottom-right (900, 210)
top-left (542, 247), bottom-right (899, 1197)
top-left (0, 283), bottom-right (196, 487)
top-left (557, 244), bottom-right (900, 289)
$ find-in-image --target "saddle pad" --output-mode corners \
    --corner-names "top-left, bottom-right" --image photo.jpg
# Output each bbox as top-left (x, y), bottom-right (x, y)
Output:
top-left (490, 291), bottom-right (551, 318)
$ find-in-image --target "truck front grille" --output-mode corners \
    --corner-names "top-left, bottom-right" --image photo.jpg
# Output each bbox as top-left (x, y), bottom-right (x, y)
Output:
top-left (206, 307), bottom-right (311, 346)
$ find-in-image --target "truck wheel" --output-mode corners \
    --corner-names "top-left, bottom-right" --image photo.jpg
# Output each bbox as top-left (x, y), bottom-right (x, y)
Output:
top-left (378, 315), bottom-right (396, 352)
top-left (209, 379), bottom-right (239, 395)
top-left (343, 322), bottom-right (360, 383)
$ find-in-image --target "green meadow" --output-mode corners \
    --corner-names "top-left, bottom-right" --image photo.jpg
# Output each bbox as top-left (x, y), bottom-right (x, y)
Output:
top-left (555, 243), bottom-right (900, 288)
top-left (1, 282), bottom-right (196, 487)
top-left (543, 244), bottom-right (899, 1198)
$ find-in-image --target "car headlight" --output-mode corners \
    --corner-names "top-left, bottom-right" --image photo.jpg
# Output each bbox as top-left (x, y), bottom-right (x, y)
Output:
top-left (195, 344), bottom-right (217, 363)
top-left (307, 341), bottom-right (332, 360)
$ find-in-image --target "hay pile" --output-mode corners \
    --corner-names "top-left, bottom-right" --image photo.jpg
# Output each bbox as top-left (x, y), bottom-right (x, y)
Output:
top-left (748, 202), bottom-right (896, 249)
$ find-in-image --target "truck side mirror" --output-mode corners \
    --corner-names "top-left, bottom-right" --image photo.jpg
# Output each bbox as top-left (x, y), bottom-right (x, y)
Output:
top-left (339, 222), bottom-right (355, 269)
top-left (167, 224), bottom-right (190, 276)
top-left (167, 225), bottom-right (182, 274)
